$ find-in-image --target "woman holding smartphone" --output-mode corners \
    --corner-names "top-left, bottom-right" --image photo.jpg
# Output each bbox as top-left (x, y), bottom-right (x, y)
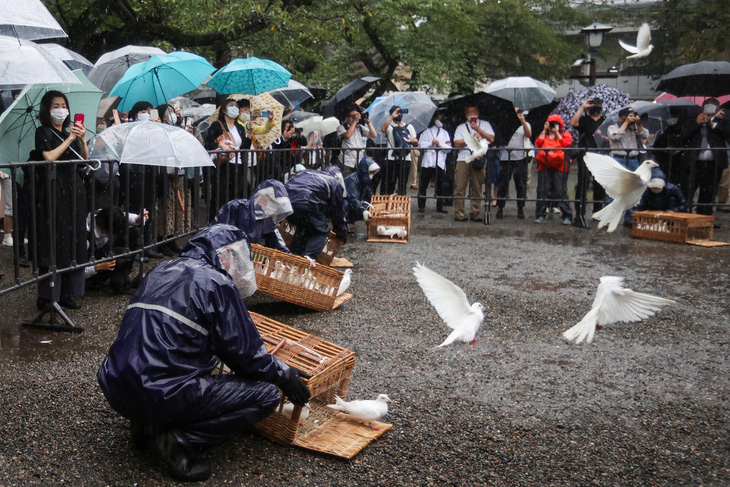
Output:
top-left (33, 90), bottom-right (89, 310)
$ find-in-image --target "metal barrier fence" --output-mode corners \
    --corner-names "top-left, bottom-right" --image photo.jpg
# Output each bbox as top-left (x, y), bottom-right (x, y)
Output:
top-left (0, 145), bottom-right (727, 331)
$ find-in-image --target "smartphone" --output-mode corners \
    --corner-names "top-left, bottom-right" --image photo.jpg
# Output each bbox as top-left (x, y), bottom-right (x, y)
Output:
top-left (149, 109), bottom-right (159, 120)
top-left (259, 111), bottom-right (270, 118)
top-left (74, 113), bottom-right (84, 125)
top-left (400, 108), bottom-right (409, 114)
top-left (470, 117), bottom-right (477, 124)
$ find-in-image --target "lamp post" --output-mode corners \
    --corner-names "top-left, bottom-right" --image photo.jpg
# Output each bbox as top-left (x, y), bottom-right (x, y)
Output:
top-left (580, 20), bottom-right (613, 86)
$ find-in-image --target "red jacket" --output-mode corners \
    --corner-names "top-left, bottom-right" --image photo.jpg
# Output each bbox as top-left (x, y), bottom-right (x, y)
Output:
top-left (535, 114), bottom-right (573, 172)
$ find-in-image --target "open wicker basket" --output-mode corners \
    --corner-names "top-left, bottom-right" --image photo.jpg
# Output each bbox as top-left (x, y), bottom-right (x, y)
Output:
top-left (366, 195), bottom-right (411, 244)
top-left (631, 211), bottom-right (714, 243)
top-left (277, 220), bottom-right (343, 266)
top-left (249, 244), bottom-right (353, 311)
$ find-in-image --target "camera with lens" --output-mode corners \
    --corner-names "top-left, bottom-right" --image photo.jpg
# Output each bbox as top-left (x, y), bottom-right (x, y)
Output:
top-left (549, 121), bottom-right (560, 130)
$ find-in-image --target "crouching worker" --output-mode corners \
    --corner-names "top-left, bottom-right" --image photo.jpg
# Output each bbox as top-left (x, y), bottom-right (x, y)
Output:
top-left (86, 207), bottom-right (147, 294)
top-left (97, 225), bottom-right (311, 482)
top-left (624, 168), bottom-right (687, 226)
top-left (344, 156), bottom-right (380, 223)
top-left (284, 167), bottom-right (348, 259)
top-left (215, 180), bottom-right (293, 252)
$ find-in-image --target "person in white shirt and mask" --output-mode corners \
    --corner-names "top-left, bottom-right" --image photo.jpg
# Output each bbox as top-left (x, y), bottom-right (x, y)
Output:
top-left (496, 107), bottom-right (532, 220)
top-left (417, 111), bottom-right (451, 213)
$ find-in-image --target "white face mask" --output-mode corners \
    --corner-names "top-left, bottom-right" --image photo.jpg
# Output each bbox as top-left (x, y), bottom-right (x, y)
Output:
top-left (239, 111), bottom-right (251, 123)
top-left (137, 112), bottom-right (150, 122)
top-left (703, 104), bottom-right (718, 115)
top-left (50, 108), bottom-right (69, 126)
top-left (667, 117), bottom-right (678, 126)
top-left (167, 112), bottom-right (178, 124)
top-left (434, 120), bottom-right (443, 129)
top-left (226, 106), bottom-right (240, 119)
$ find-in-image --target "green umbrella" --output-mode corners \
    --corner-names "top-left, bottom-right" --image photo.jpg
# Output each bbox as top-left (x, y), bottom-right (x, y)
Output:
top-left (0, 69), bottom-right (103, 166)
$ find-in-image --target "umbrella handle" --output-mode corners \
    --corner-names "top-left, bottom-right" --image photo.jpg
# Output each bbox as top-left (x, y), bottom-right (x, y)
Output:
top-left (84, 159), bottom-right (102, 174)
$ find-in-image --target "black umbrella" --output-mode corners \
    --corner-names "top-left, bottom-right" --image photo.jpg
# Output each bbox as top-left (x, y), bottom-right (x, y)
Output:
top-left (306, 84), bottom-right (327, 101)
top-left (321, 76), bottom-right (381, 118)
top-left (656, 61), bottom-right (730, 97)
top-left (525, 100), bottom-right (559, 143)
top-left (438, 92), bottom-right (519, 146)
top-left (193, 88), bottom-right (218, 105)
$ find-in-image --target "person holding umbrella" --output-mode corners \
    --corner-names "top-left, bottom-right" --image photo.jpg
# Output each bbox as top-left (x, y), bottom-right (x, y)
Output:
top-left (34, 90), bottom-right (89, 310)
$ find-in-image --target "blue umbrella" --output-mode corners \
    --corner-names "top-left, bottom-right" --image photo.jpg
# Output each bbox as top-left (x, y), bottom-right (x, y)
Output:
top-left (206, 57), bottom-right (291, 95)
top-left (110, 51), bottom-right (216, 112)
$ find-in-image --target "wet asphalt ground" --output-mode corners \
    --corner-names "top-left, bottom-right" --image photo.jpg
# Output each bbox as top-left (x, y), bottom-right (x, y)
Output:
top-left (0, 192), bottom-right (729, 486)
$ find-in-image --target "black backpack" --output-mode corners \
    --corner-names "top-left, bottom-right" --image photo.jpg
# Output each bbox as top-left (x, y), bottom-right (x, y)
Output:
top-left (392, 124), bottom-right (412, 159)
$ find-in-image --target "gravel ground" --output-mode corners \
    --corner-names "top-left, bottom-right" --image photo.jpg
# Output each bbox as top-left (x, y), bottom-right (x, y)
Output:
top-left (1, 199), bottom-right (729, 486)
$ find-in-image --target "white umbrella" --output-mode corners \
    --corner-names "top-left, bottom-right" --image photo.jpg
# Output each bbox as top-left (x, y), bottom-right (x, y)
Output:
top-left (88, 45), bottom-right (167, 97)
top-left (39, 43), bottom-right (94, 75)
top-left (294, 116), bottom-right (340, 138)
top-left (0, 35), bottom-right (80, 89)
top-left (89, 121), bottom-right (214, 168)
top-left (0, 0), bottom-right (67, 41)
top-left (485, 76), bottom-right (556, 111)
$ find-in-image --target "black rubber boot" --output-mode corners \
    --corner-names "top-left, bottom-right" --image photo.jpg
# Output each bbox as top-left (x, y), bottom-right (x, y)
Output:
top-left (151, 429), bottom-right (211, 482)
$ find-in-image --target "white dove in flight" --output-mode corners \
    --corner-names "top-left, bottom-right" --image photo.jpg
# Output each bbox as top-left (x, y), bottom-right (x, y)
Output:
top-left (337, 269), bottom-right (352, 296)
top-left (584, 153), bottom-right (658, 232)
top-left (463, 131), bottom-right (489, 164)
top-left (327, 394), bottom-right (391, 429)
top-left (563, 276), bottom-right (675, 344)
top-left (412, 262), bottom-right (485, 347)
top-left (619, 23), bottom-right (654, 59)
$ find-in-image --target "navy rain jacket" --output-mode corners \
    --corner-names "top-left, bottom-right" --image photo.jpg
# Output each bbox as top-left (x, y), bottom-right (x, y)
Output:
top-left (344, 156), bottom-right (375, 222)
top-left (285, 169), bottom-right (347, 235)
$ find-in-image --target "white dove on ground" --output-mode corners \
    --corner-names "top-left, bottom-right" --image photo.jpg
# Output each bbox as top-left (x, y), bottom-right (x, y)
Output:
top-left (463, 131), bottom-right (489, 164)
top-left (584, 153), bottom-right (658, 232)
top-left (327, 394), bottom-right (391, 429)
top-left (280, 402), bottom-right (311, 423)
top-left (376, 225), bottom-right (407, 238)
top-left (619, 23), bottom-right (653, 59)
top-left (337, 269), bottom-right (352, 296)
top-left (563, 276), bottom-right (675, 344)
top-left (412, 262), bottom-right (485, 347)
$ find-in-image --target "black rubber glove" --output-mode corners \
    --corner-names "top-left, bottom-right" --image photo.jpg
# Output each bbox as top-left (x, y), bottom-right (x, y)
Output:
top-left (280, 367), bottom-right (312, 406)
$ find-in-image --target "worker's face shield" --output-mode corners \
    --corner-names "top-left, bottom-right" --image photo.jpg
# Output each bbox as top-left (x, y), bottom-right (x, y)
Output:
top-left (216, 239), bottom-right (257, 297)
top-left (253, 186), bottom-right (293, 223)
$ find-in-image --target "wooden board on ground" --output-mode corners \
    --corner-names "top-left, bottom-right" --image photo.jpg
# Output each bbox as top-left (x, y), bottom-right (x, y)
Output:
top-left (329, 257), bottom-right (354, 268)
top-left (686, 239), bottom-right (730, 247)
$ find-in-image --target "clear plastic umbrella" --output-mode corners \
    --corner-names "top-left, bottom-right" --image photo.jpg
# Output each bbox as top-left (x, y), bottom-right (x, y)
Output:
top-left (39, 43), bottom-right (94, 75)
top-left (0, 35), bottom-right (81, 89)
top-left (88, 45), bottom-right (167, 97)
top-left (366, 92), bottom-right (437, 144)
top-left (267, 79), bottom-right (313, 108)
top-left (0, 0), bottom-right (67, 41)
top-left (485, 76), bottom-right (556, 111)
top-left (89, 121), bottom-right (214, 168)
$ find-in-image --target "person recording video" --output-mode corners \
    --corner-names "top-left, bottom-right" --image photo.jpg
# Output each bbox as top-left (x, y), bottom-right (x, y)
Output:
top-left (336, 104), bottom-right (376, 176)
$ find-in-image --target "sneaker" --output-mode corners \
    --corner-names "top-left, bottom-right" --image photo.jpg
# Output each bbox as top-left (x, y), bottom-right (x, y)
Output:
top-left (517, 209), bottom-right (525, 219)
top-left (495, 208), bottom-right (503, 219)
top-left (562, 217), bottom-right (572, 225)
top-left (534, 216), bottom-right (546, 224)
top-left (454, 215), bottom-right (468, 222)
top-left (2, 234), bottom-right (12, 247)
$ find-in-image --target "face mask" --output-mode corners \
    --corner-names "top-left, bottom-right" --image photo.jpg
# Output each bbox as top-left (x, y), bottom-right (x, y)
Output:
top-left (667, 117), bottom-right (678, 126)
top-left (703, 104), bottom-right (718, 115)
top-left (137, 112), bottom-right (150, 122)
top-left (393, 115), bottom-right (403, 123)
top-left (239, 111), bottom-right (251, 123)
top-left (50, 108), bottom-right (69, 125)
top-left (588, 107), bottom-right (602, 115)
top-left (167, 112), bottom-right (178, 125)
top-left (466, 116), bottom-right (477, 123)
top-left (226, 106), bottom-right (240, 119)
top-left (434, 120), bottom-right (443, 129)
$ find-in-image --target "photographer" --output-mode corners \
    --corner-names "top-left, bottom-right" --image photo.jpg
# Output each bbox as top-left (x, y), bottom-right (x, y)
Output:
top-left (336, 104), bottom-right (376, 177)
top-left (570, 97), bottom-right (606, 222)
top-left (607, 107), bottom-right (650, 171)
top-left (534, 114), bottom-right (573, 225)
top-left (379, 105), bottom-right (418, 195)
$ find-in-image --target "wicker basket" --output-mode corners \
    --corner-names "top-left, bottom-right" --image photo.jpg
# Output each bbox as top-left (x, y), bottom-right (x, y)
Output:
top-left (277, 220), bottom-right (343, 266)
top-left (250, 243), bottom-right (353, 311)
top-left (631, 211), bottom-right (714, 243)
top-left (366, 195), bottom-right (411, 243)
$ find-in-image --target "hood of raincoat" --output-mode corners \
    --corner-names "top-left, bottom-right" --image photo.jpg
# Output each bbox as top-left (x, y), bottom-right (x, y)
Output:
top-left (321, 166), bottom-right (347, 198)
top-left (547, 114), bottom-right (565, 131)
top-left (181, 224), bottom-right (250, 272)
top-left (252, 179), bottom-right (292, 222)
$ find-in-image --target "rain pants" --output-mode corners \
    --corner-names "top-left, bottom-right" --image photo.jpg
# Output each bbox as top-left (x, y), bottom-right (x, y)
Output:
top-left (284, 169), bottom-right (347, 259)
top-left (344, 156), bottom-right (375, 223)
top-left (97, 224), bottom-right (292, 449)
top-left (215, 180), bottom-right (291, 252)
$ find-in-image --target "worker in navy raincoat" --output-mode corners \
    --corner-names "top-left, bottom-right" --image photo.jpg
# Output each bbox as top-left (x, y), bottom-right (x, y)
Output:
top-left (97, 225), bottom-right (310, 482)
top-left (344, 156), bottom-right (380, 223)
top-left (284, 168), bottom-right (347, 259)
top-left (215, 179), bottom-right (292, 252)
top-left (624, 168), bottom-right (688, 225)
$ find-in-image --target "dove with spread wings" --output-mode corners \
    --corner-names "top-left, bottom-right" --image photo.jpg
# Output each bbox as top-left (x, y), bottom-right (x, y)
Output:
top-left (619, 23), bottom-right (654, 59)
top-left (412, 262), bottom-right (485, 347)
top-left (463, 131), bottom-right (489, 164)
top-left (584, 153), bottom-right (658, 232)
top-left (563, 276), bottom-right (675, 344)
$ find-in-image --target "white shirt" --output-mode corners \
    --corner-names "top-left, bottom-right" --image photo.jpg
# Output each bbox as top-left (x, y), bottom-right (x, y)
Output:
top-left (337, 123), bottom-right (370, 168)
top-left (501, 123), bottom-right (531, 161)
top-left (607, 123), bottom-right (649, 157)
top-left (454, 119), bottom-right (494, 161)
top-left (418, 125), bottom-right (451, 170)
top-left (385, 123), bottom-right (417, 161)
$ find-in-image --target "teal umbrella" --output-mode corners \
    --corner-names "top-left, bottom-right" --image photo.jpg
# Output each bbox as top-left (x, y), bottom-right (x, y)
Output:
top-left (206, 57), bottom-right (291, 95)
top-left (0, 69), bottom-right (103, 166)
top-left (110, 51), bottom-right (215, 112)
